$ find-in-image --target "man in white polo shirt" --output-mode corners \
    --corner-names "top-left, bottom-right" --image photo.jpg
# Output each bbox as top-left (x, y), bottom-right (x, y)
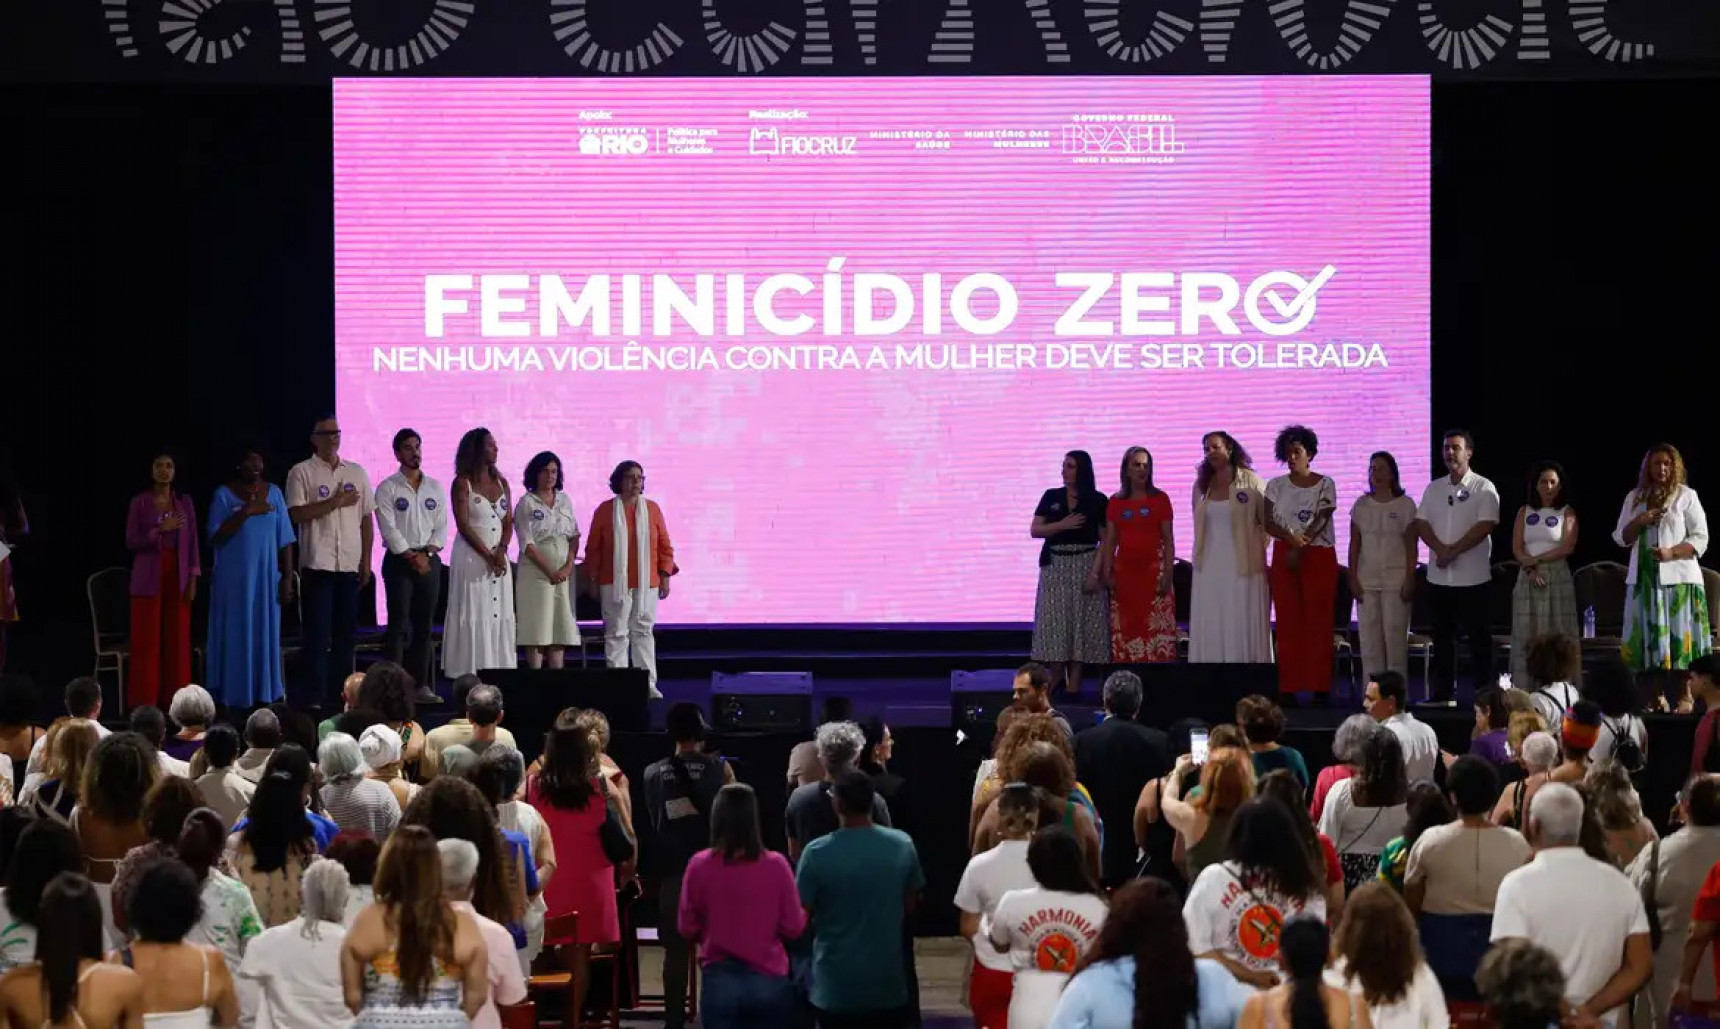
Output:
top-left (1414, 429), bottom-right (1500, 704)
top-left (287, 414), bottom-right (375, 709)
top-left (1492, 784), bottom-right (1651, 1027)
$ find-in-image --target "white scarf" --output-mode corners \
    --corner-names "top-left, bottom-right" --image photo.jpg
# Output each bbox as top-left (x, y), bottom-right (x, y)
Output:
top-left (612, 493), bottom-right (651, 599)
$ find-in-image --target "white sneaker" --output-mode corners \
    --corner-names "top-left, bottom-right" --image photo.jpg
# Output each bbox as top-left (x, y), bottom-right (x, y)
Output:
top-left (649, 685), bottom-right (664, 700)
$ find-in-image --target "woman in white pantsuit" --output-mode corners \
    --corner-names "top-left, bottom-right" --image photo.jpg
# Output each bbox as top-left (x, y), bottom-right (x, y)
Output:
top-left (1347, 451), bottom-right (1418, 677)
top-left (442, 428), bottom-right (517, 680)
top-left (584, 461), bottom-right (676, 699)
top-left (1188, 430), bottom-right (1273, 663)
top-left (514, 451), bottom-right (581, 669)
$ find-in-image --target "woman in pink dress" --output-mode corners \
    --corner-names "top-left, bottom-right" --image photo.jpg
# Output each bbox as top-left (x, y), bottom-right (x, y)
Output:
top-left (526, 707), bottom-right (634, 1020)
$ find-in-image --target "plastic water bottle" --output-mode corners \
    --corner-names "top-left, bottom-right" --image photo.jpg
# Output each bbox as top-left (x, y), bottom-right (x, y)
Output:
top-left (1583, 606), bottom-right (1596, 639)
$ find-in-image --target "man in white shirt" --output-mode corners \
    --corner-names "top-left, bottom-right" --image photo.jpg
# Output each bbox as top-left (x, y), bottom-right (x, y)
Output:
top-left (287, 415), bottom-right (375, 709)
top-left (23, 676), bottom-right (110, 797)
top-left (1412, 430), bottom-right (1501, 704)
top-left (1627, 774), bottom-right (1720, 1027)
top-left (439, 839), bottom-right (526, 1029)
top-left (373, 427), bottom-right (448, 705)
top-left (1366, 670), bottom-right (1440, 783)
top-left (1492, 784), bottom-right (1652, 1028)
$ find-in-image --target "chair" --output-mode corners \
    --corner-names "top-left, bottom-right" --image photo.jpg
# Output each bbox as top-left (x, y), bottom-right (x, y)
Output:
top-left (1332, 564), bottom-right (1359, 693)
top-left (1407, 564), bottom-right (1435, 695)
top-left (629, 922), bottom-right (698, 1022)
top-left (526, 911), bottom-right (621, 1029)
top-left (87, 567), bottom-right (131, 702)
top-left (1489, 561), bottom-right (1518, 667)
top-left (1573, 560), bottom-right (1628, 644)
top-left (499, 1002), bottom-right (536, 1029)
top-left (1172, 559), bottom-right (1193, 657)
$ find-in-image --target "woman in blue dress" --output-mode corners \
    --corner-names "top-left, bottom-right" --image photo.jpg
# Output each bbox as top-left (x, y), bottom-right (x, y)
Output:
top-left (206, 447), bottom-right (296, 708)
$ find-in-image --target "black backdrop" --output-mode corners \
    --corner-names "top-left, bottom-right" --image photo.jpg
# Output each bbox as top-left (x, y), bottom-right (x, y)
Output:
top-left (2, 77), bottom-right (1717, 694)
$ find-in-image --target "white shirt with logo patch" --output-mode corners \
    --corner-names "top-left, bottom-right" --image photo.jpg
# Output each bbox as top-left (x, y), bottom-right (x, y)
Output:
top-left (1266, 474), bottom-right (1338, 547)
top-left (988, 886), bottom-right (1108, 1029)
top-left (1416, 471), bottom-right (1501, 587)
top-left (374, 471), bottom-right (449, 555)
top-left (1183, 860), bottom-right (1327, 978)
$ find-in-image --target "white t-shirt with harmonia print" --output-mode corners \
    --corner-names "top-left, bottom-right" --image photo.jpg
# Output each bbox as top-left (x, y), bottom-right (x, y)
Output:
top-left (1183, 861), bottom-right (1327, 976)
top-left (0, 888), bottom-right (35, 974)
top-left (989, 886), bottom-right (1108, 1029)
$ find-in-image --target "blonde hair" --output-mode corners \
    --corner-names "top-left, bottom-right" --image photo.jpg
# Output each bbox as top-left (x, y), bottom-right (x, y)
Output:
top-left (45, 719), bottom-right (100, 791)
top-left (1507, 710), bottom-right (1547, 758)
top-left (1636, 444), bottom-right (1688, 514)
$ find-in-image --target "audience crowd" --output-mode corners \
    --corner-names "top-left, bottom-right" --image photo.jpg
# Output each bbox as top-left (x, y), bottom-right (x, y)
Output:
top-left (0, 642), bottom-right (1716, 1029)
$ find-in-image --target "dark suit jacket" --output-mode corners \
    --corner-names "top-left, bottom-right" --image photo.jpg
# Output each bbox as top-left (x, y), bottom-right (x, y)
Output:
top-left (1074, 715), bottom-right (1171, 887)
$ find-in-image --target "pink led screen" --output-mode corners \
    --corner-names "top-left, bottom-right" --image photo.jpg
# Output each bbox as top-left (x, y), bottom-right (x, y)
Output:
top-left (334, 76), bottom-right (1429, 624)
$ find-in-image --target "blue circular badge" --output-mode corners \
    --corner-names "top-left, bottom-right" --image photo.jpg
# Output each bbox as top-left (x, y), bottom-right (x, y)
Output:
top-left (1138, 505), bottom-right (1152, 518)
top-left (1049, 502), bottom-right (1062, 513)
top-left (394, 497), bottom-right (410, 512)
top-left (1121, 509), bottom-right (1134, 521)
top-left (1525, 512), bottom-right (1540, 526)
top-left (1456, 489), bottom-right (1471, 503)
top-left (1296, 509), bottom-right (1312, 523)
top-left (342, 483), bottom-right (356, 493)
top-left (531, 509), bottom-right (546, 522)
top-left (1545, 515), bottom-right (1559, 528)
top-left (425, 498), bottom-right (438, 511)
top-left (317, 485), bottom-right (330, 499)
top-left (1236, 492), bottom-right (1249, 503)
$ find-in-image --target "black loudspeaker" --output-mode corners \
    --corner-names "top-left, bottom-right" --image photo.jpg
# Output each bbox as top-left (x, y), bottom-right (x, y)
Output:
top-left (951, 669), bottom-right (1018, 752)
top-left (479, 667), bottom-right (651, 758)
top-left (1134, 662), bottom-right (1277, 728)
top-left (711, 672), bottom-right (813, 734)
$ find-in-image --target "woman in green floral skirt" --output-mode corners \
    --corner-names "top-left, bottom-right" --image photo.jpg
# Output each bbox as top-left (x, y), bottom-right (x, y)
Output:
top-left (1613, 444), bottom-right (1711, 681)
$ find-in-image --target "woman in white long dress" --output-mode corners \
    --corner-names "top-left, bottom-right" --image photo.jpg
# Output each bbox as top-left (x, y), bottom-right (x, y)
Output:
top-left (442, 427), bottom-right (517, 680)
top-left (1189, 431), bottom-right (1273, 664)
top-left (514, 452), bottom-right (581, 670)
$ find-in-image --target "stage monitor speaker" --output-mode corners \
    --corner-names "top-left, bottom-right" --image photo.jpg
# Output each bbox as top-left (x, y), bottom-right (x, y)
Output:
top-left (711, 671), bottom-right (813, 734)
top-left (1134, 662), bottom-right (1277, 728)
top-left (951, 668), bottom-right (1019, 752)
top-left (478, 667), bottom-right (650, 758)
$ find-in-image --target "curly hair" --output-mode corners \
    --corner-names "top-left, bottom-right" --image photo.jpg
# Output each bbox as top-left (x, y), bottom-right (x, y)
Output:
top-left (1235, 695), bottom-right (1286, 744)
top-left (1477, 939), bottom-right (1565, 1029)
top-left (80, 733), bottom-right (161, 825)
top-left (995, 712), bottom-right (1076, 783)
top-left (1071, 878), bottom-right (1198, 1029)
top-left (1336, 882), bottom-right (1421, 1005)
top-left (1013, 742), bottom-right (1076, 799)
top-left (142, 777), bottom-right (203, 846)
top-left (358, 660), bottom-right (416, 725)
top-left (1525, 633), bottom-right (1581, 688)
top-left (1194, 431), bottom-right (1253, 497)
top-left (454, 427), bottom-right (498, 482)
top-left (1352, 728), bottom-right (1407, 808)
top-left (400, 776), bottom-right (523, 925)
top-left (523, 450), bottom-right (563, 492)
top-left (1583, 758), bottom-right (1645, 831)
top-left (1635, 443), bottom-right (1687, 514)
top-left (1274, 424), bottom-right (1319, 464)
top-left (1507, 710), bottom-right (1547, 759)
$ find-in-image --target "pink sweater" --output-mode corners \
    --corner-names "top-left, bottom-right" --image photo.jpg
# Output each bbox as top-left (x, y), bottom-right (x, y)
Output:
top-left (678, 849), bottom-right (806, 977)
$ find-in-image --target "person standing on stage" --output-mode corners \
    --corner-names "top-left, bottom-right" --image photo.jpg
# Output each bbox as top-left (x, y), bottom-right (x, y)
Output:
top-left (443, 427), bottom-right (517, 680)
top-left (125, 451), bottom-right (200, 710)
top-left (373, 428), bottom-right (448, 705)
top-left (1189, 431), bottom-right (1272, 664)
top-left (1265, 425), bottom-right (1339, 698)
top-left (584, 461), bottom-right (676, 698)
top-left (207, 447), bottom-right (296, 708)
top-left (1348, 451), bottom-right (1418, 678)
top-left (1509, 461), bottom-right (1580, 685)
top-left (1413, 429), bottom-right (1500, 704)
top-left (1614, 443), bottom-right (1711, 679)
top-left (1029, 450), bottom-right (1110, 693)
top-left (1097, 446), bottom-right (1177, 666)
top-left (515, 451), bottom-right (581, 671)
top-left (286, 415), bottom-right (374, 708)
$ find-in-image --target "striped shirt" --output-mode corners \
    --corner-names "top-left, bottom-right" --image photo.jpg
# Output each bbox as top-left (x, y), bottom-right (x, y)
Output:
top-left (318, 776), bottom-right (401, 840)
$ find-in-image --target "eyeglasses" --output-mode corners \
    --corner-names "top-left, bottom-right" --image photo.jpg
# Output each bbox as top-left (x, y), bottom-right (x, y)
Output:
top-left (313, 430), bottom-right (342, 438)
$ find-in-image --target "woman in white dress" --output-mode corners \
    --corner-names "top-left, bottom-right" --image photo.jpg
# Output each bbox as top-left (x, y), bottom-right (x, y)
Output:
top-left (442, 427), bottom-right (517, 680)
top-left (1190, 431), bottom-right (1273, 664)
top-left (514, 452), bottom-right (581, 670)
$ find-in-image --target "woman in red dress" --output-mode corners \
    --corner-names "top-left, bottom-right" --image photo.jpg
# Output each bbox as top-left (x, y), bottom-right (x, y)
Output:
top-left (526, 707), bottom-right (635, 1021)
top-left (1097, 447), bottom-right (1178, 663)
top-left (125, 452), bottom-right (200, 709)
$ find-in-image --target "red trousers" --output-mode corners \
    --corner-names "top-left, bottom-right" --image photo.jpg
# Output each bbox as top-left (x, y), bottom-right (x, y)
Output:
top-left (969, 961), bottom-right (1012, 1029)
top-left (1270, 541), bottom-right (1338, 693)
top-left (129, 556), bottom-right (191, 710)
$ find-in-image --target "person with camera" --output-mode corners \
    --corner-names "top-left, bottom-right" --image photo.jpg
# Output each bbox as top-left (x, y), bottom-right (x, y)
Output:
top-left (643, 703), bottom-right (733, 1029)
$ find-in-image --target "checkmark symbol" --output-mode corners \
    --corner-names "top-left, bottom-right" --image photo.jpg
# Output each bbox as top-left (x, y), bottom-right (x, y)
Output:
top-left (1264, 264), bottom-right (1338, 320)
